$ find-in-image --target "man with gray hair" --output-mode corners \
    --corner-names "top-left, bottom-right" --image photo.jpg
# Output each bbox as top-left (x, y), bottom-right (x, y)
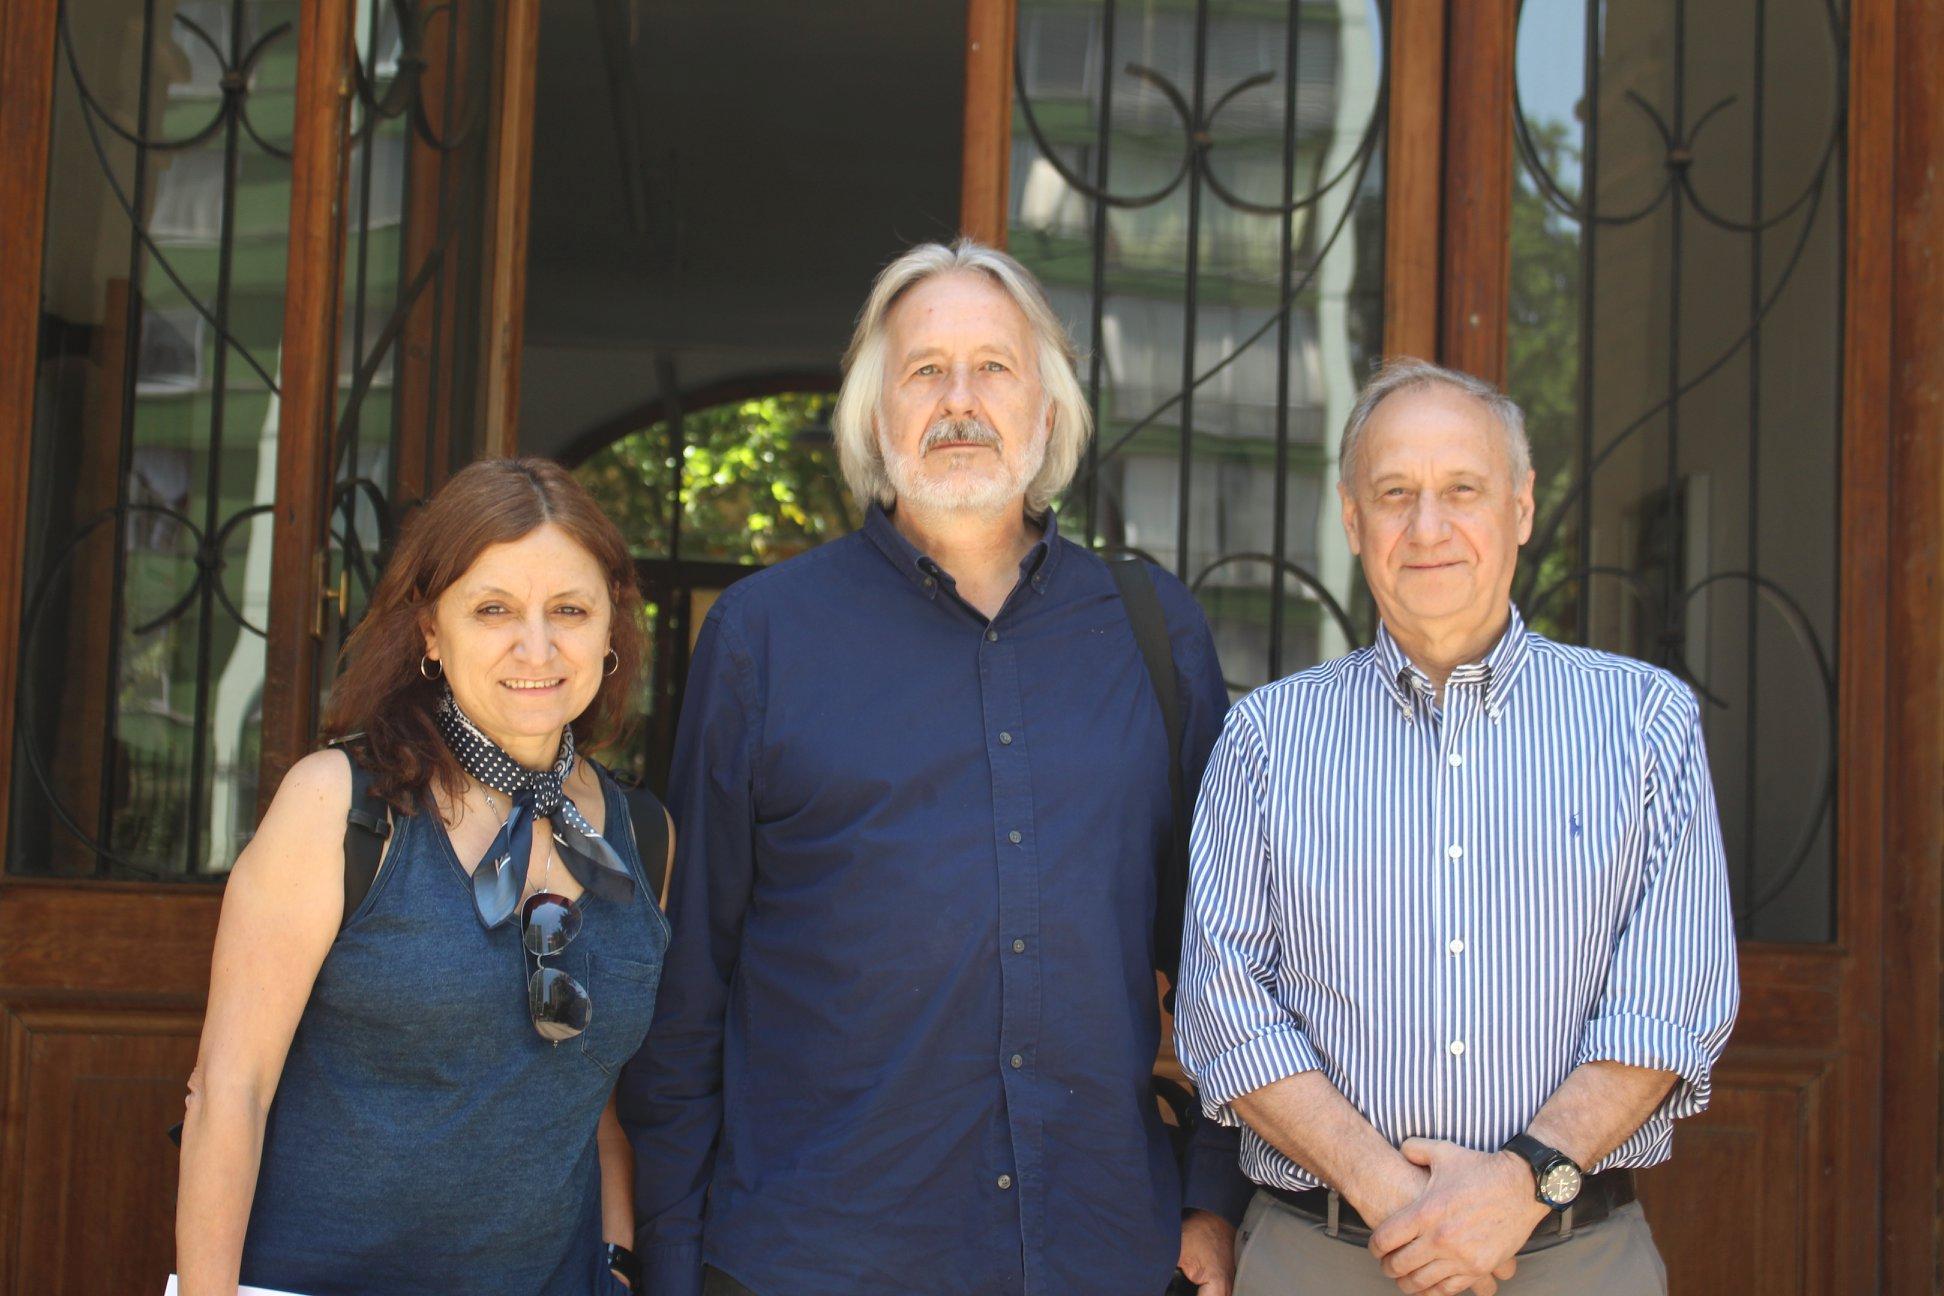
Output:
top-left (1174, 358), bottom-right (1739, 1294)
top-left (621, 240), bottom-right (1247, 1295)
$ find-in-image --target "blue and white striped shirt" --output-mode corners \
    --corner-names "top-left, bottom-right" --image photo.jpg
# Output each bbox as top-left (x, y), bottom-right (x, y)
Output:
top-left (1174, 606), bottom-right (1739, 1191)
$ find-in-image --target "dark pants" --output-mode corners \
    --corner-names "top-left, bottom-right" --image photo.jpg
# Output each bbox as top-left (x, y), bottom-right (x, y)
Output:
top-left (703, 1265), bottom-right (762, 1296)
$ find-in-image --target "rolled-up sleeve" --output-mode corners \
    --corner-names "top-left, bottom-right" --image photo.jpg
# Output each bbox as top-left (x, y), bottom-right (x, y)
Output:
top-left (1173, 703), bottom-right (1324, 1124)
top-left (615, 605), bottom-right (760, 1296)
top-left (1574, 686), bottom-right (1740, 1152)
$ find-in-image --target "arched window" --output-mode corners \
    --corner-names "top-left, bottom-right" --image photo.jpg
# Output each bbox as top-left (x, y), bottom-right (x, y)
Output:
top-left (571, 384), bottom-right (852, 787)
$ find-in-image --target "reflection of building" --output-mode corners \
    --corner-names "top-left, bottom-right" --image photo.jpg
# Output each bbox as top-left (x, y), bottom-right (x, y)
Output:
top-left (1009, 0), bottom-right (1385, 685)
top-left (0, 2), bottom-right (1941, 1292)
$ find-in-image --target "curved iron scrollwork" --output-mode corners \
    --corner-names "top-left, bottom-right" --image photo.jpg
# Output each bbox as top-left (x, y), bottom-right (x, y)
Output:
top-left (17, 502), bottom-right (270, 878)
top-left (19, 0), bottom-right (472, 879)
top-left (1508, 0), bottom-right (1845, 935)
top-left (1016, 24), bottom-right (1387, 482)
top-left (1013, 0), bottom-right (1388, 682)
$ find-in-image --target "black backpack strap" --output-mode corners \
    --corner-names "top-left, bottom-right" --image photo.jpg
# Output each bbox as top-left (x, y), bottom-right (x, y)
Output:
top-left (333, 740), bottom-right (391, 932)
top-left (621, 783), bottom-right (672, 909)
top-left (1109, 558), bottom-right (1189, 991)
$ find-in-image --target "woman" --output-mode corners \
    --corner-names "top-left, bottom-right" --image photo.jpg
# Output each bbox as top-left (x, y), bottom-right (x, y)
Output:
top-left (175, 459), bottom-right (669, 1296)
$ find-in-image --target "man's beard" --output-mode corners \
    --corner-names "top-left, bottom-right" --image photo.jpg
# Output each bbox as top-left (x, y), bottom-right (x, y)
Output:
top-left (880, 414), bottom-right (1049, 514)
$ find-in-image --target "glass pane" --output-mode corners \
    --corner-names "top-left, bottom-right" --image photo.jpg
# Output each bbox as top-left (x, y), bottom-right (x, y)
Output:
top-left (314, 0), bottom-right (507, 724)
top-left (1010, 0), bottom-right (1388, 689)
top-left (577, 393), bottom-right (855, 566)
top-left (11, 0), bottom-right (299, 880)
top-left (1509, 0), bottom-right (1844, 942)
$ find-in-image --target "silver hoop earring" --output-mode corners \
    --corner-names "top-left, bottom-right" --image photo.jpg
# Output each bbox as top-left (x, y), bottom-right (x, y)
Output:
top-left (419, 654), bottom-right (442, 680)
top-left (603, 648), bottom-right (620, 677)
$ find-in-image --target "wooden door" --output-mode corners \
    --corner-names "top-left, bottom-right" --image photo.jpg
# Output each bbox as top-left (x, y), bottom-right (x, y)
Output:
top-left (970, 0), bottom-right (1942, 1290)
top-left (1440, 3), bottom-right (1911, 1291)
top-left (0, 2), bottom-right (536, 1290)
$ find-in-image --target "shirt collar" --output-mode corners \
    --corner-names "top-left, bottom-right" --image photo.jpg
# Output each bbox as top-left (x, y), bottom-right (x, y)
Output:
top-left (860, 502), bottom-right (1062, 602)
top-left (1371, 604), bottom-right (1532, 720)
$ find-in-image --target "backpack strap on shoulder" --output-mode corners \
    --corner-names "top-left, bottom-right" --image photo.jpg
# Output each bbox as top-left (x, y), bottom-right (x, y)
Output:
top-left (1109, 557), bottom-right (1188, 994)
top-left (332, 738), bottom-right (391, 932)
top-left (622, 782), bottom-right (672, 910)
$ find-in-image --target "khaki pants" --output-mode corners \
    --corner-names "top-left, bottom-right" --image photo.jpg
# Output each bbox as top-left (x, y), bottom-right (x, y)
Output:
top-left (1232, 1189), bottom-right (1668, 1296)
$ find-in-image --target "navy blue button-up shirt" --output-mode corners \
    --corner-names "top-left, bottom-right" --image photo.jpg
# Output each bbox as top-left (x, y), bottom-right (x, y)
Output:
top-left (620, 505), bottom-right (1244, 1296)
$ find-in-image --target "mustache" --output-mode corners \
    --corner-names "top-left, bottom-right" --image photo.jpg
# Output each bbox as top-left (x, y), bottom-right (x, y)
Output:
top-left (921, 417), bottom-right (1002, 453)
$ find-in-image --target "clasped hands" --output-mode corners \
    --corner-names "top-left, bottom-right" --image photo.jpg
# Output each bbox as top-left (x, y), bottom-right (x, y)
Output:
top-left (1359, 1138), bottom-right (1552, 1296)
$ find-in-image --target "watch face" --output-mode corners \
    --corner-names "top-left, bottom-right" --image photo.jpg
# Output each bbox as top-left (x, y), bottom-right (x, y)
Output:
top-left (1539, 1160), bottom-right (1583, 1205)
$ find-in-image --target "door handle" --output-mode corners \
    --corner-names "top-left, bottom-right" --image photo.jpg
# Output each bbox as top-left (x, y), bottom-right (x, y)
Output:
top-left (311, 551), bottom-right (350, 638)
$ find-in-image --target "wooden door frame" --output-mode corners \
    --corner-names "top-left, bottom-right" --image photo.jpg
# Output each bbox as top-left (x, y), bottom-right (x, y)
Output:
top-left (1880, 0), bottom-right (1944, 1288)
top-left (258, 0), bottom-right (540, 793)
top-left (960, 0), bottom-right (1016, 244)
top-left (258, 0), bottom-right (357, 808)
top-left (0, 0), bottom-right (62, 879)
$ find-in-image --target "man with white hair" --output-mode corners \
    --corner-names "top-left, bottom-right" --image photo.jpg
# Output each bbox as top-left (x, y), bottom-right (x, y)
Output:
top-left (1174, 358), bottom-right (1739, 1295)
top-left (620, 241), bottom-right (1247, 1296)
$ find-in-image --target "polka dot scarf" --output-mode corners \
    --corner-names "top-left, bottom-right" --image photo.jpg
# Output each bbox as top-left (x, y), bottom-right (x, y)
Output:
top-left (435, 687), bottom-right (636, 929)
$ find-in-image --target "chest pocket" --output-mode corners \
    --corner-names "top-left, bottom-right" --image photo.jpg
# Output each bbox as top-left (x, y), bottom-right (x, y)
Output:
top-left (578, 948), bottom-right (666, 1074)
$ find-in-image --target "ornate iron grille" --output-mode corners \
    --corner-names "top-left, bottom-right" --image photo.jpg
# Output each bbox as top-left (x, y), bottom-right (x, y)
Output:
top-left (1009, 0), bottom-right (1388, 689)
top-left (11, 0), bottom-right (502, 880)
top-left (1510, 0), bottom-right (1845, 941)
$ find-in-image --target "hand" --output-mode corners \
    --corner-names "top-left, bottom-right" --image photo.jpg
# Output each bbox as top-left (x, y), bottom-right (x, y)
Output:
top-left (1368, 1140), bottom-right (1547, 1296)
top-left (1346, 1156), bottom-right (1430, 1229)
top-left (1177, 1209), bottom-right (1237, 1296)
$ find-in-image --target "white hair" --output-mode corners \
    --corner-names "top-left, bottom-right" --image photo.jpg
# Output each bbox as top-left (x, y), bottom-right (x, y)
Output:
top-left (1339, 357), bottom-right (1532, 487)
top-left (832, 240), bottom-right (1092, 516)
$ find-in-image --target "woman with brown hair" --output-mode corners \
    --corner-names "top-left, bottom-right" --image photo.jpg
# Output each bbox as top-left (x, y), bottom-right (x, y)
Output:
top-left (173, 459), bottom-right (667, 1296)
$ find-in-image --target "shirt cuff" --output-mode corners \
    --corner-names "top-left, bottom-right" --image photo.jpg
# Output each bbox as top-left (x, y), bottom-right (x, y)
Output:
top-left (1188, 1022), bottom-right (1325, 1122)
top-left (1574, 1012), bottom-right (1715, 1119)
top-left (641, 1239), bottom-right (703, 1296)
top-left (1181, 1119), bottom-right (1254, 1225)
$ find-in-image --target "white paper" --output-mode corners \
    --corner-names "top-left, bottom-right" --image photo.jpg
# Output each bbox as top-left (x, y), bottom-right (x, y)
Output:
top-left (164, 1277), bottom-right (309, 1296)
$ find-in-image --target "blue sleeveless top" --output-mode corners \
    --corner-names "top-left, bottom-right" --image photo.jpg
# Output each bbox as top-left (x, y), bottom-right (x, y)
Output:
top-left (241, 767), bottom-right (668, 1296)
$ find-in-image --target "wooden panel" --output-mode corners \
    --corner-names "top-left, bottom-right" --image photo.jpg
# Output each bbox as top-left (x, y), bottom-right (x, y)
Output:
top-left (0, 884), bottom-right (221, 998)
top-left (960, 0), bottom-right (1017, 246)
top-left (1825, 0), bottom-right (1895, 1288)
top-left (261, 0), bottom-right (355, 800)
top-left (43, 280), bottom-right (133, 877)
top-left (0, 0), bottom-right (61, 871)
top-left (1638, 1048), bottom-right (1832, 1296)
top-left (1382, 0), bottom-right (1444, 362)
top-left (1881, 0), bottom-right (1944, 1288)
top-left (1438, 0), bottom-right (1513, 381)
top-left (392, 3), bottom-right (464, 503)
top-left (0, 1002), bottom-right (202, 1295)
top-left (480, 0), bottom-right (541, 460)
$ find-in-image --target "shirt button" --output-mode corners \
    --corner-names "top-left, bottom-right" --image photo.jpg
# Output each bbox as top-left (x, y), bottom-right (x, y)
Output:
top-left (986, 629), bottom-right (999, 642)
top-left (1010, 1053), bottom-right (1024, 1069)
top-left (1448, 752), bottom-right (1463, 767)
top-left (1449, 1040), bottom-right (1467, 1056)
top-left (1009, 830), bottom-right (1022, 844)
top-left (999, 731), bottom-right (1013, 745)
top-left (1446, 844), bottom-right (1464, 860)
top-left (923, 577), bottom-right (937, 592)
top-left (1012, 938), bottom-right (1027, 954)
top-left (1448, 938), bottom-right (1466, 955)
top-left (997, 1174), bottom-right (1014, 1190)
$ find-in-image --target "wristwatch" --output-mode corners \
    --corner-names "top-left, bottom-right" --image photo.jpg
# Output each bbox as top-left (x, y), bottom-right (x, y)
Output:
top-left (1501, 1133), bottom-right (1583, 1210)
top-left (604, 1242), bottom-right (642, 1290)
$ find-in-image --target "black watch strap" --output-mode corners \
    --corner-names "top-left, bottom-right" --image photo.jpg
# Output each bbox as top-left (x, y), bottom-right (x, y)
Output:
top-left (604, 1242), bottom-right (642, 1289)
top-left (1501, 1133), bottom-right (1581, 1207)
